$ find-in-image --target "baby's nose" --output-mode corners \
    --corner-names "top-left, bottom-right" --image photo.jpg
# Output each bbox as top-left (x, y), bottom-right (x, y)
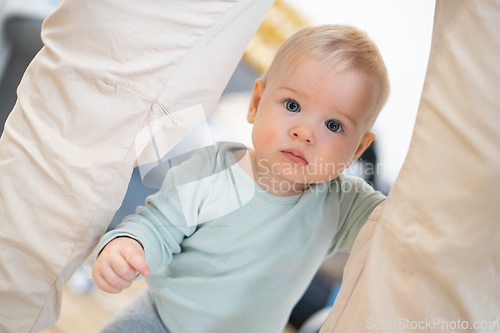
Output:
top-left (290, 124), bottom-right (314, 144)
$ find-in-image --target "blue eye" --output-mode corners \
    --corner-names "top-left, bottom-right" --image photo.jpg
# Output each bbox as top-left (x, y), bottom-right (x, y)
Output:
top-left (325, 120), bottom-right (343, 132)
top-left (284, 100), bottom-right (301, 113)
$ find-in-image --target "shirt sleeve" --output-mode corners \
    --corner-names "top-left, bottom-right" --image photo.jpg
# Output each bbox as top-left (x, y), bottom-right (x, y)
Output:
top-left (96, 146), bottom-right (218, 275)
top-left (327, 174), bottom-right (386, 256)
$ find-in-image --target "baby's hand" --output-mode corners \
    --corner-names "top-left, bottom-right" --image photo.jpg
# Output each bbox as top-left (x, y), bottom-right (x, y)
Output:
top-left (92, 237), bottom-right (150, 293)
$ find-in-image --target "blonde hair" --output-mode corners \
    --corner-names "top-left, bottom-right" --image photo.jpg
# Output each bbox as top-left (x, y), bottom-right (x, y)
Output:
top-left (262, 24), bottom-right (390, 125)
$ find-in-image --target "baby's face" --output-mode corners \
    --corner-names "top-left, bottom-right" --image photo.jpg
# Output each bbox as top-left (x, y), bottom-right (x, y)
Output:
top-left (247, 60), bottom-right (377, 187)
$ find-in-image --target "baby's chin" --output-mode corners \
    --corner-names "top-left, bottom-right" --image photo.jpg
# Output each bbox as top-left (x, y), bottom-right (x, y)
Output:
top-left (279, 174), bottom-right (338, 187)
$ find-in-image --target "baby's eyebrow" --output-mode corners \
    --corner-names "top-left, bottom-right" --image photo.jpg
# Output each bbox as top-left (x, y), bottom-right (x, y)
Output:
top-left (337, 111), bottom-right (357, 127)
top-left (279, 86), bottom-right (306, 98)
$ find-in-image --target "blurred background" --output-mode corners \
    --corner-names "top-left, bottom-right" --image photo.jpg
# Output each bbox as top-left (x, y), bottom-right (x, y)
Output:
top-left (0, 0), bottom-right (435, 332)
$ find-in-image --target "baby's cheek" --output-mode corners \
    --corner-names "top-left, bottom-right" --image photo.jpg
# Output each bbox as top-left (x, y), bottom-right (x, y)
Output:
top-left (256, 127), bottom-right (277, 149)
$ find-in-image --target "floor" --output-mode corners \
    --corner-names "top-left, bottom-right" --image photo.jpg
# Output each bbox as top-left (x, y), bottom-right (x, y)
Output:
top-left (40, 279), bottom-right (148, 333)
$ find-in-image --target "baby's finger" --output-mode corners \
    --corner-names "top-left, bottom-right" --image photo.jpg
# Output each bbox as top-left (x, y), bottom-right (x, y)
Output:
top-left (93, 271), bottom-right (122, 294)
top-left (122, 250), bottom-right (150, 277)
top-left (101, 264), bottom-right (133, 290)
top-left (109, 255), bottom-right (139, 281)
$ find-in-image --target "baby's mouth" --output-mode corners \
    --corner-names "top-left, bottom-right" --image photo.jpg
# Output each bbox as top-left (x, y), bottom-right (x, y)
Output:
top-left (281, 150), bottom-right (308, 166)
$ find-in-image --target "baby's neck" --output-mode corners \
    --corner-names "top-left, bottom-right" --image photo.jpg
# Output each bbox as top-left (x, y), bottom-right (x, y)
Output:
top-left (237, 149), bottom-right (307, 197)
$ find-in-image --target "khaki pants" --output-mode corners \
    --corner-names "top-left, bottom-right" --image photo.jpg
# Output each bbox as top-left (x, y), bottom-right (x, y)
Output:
top-left (0, 0), bottom-right (273, 331)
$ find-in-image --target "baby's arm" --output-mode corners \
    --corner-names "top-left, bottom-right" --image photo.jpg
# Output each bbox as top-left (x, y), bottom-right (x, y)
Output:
top-left (92, 237), bottom-right (150, 293)
top-left (327, 175), bottom-right (386, 255)
top-left (92, 147), bottom-right (215, 293)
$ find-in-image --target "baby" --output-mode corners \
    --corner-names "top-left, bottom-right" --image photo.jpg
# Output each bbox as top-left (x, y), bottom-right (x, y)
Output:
top-left (93, 24), bottom-right (390, 333)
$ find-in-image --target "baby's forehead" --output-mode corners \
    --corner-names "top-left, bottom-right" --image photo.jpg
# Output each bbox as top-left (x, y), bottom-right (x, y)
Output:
top-left (272, 58), bottom-right (371, 89)
top-left (269, 55), bottom-right (364, 83)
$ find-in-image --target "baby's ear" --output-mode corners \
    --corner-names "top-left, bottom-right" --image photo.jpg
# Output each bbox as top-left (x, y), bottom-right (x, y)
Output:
top-left (348, 131), bottom-right (376, 167)
top-left (247, 79), bottom-right (265, 124)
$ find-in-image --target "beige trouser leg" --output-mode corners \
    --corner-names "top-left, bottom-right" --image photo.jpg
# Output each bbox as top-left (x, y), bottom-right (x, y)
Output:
top-left (320, 1), bottom-right (500, 332)
top-left (0, 0), bottom-right (274, 332)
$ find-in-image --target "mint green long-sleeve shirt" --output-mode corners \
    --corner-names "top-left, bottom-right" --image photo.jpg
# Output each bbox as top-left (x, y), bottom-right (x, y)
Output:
top-left (98, 142), bottom-right (385, 333)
